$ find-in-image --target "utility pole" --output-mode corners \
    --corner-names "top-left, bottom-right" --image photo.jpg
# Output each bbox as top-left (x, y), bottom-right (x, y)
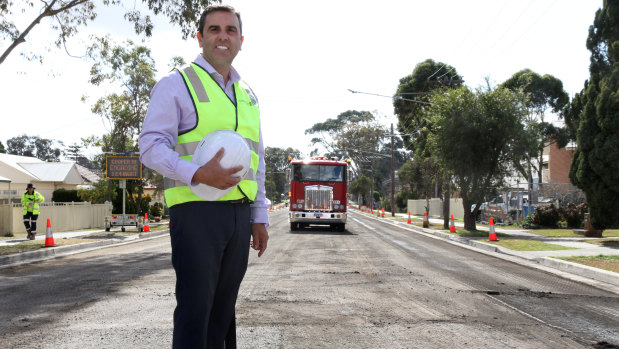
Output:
top-left (391, 123), bottom-right (395, 217)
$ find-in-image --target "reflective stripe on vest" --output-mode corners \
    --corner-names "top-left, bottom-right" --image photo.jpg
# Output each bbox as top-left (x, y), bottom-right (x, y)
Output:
top-left (164, 63), bottom-right (260, 207)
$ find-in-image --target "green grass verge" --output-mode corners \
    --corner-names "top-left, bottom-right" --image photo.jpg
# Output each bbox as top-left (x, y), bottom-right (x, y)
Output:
top-left (557, 255), bottom-right (619, 273)
top-left (525, 229), bottom-right (619, 238)
top-left (487, 239), bottom-right (578, 251)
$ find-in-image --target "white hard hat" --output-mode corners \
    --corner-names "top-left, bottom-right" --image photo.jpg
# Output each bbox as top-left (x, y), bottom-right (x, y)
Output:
top-left (189, 129), bottom-right (251, 201)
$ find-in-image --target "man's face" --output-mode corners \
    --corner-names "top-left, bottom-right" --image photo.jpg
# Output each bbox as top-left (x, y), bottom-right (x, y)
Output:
top-left (198, 11), bottom-right (244, 72)
top-left (27, 188), bottom-right (33, 194)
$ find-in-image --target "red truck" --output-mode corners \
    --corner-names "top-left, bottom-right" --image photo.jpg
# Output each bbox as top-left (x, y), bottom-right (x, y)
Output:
top-left (287, 156), bottom-right (349, 232)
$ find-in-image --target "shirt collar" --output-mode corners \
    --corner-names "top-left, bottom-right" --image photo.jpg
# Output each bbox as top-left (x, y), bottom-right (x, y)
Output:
top-left (194, 54), bottom-right (241, 85)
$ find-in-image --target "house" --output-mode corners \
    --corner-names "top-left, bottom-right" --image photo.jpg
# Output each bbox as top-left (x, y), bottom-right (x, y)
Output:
top-left (0, 153), bottom-right (85, 203)
top-left (542, 142), bottom-right (575, 184)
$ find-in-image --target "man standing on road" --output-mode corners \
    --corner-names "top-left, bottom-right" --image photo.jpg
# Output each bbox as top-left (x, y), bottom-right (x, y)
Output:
top-left (21, 183), bottom-right (44, 240)
top-left (138, 5), bottom-right (269, 348)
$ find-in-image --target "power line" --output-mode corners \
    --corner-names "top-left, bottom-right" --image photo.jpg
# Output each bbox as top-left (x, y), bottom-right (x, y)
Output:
top-left (347, 89), bottom-right (432, 105)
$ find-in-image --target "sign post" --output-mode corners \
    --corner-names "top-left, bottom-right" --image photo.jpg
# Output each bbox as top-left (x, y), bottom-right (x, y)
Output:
top-left (106, 154), bottom-right (142, 232)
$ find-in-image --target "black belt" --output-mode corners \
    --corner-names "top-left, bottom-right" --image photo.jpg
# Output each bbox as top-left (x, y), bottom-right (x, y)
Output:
top-left (215, 198), bottom-right (250, 204)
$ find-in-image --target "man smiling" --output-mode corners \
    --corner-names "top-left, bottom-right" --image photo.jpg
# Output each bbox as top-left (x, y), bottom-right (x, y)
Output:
top-left (139, 5), bottom-right (269, 348)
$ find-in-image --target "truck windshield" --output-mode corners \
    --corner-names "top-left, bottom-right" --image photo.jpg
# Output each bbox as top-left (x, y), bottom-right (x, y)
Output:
top-left (292, 164), bottom-right (346, 182)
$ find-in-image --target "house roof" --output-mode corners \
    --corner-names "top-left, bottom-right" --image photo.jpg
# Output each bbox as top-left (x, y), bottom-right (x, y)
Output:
top-left (0, 154), bottom-right (84, 185)
top-left (19, 162), bottom-right (84, 184)
top-left (0, 153), bottom-right (41, 183)
top-left (75, 164), bottom-right (101, 183)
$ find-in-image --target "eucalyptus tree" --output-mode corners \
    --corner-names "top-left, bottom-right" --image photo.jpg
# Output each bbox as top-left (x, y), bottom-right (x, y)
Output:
top-left (306, 110), bottom-right (391, 208)
top-left (427, 86), bottom-right (531, 231)
top-left (564, 1), bottom-right (619, 230)
top-left (394, 59), bottom-right (463, 224)
top-left (264, 146), bottom-right (302, 203)
top-left (84, 39), bottom-right (157, 213)
top-left (0, 0), bottom-right (218, 65)
top-left (501, 69), bottom-right (569, 185)
top-left (6, 134), bottom-right (63, 161)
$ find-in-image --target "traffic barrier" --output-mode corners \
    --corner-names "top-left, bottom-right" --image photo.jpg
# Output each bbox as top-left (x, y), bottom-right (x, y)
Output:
top-left (423, 212), bottom-right (429, 228)
top-left (488, 217), bottom-right (498, 241)
top-left (381, 208), bottom-right (385, 218)
top-left (44, 218), bottom-right (55, 247)
top-left (143, 213), bottom-right (150, 232)
top-left (449, 214), bottom-right (456, 233)
top-left (407, 212), bottom-right (412, 224)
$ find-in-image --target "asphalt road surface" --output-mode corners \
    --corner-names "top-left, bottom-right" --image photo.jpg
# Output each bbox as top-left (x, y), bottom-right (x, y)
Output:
top-left (0, 210), bottom-right (617, 348)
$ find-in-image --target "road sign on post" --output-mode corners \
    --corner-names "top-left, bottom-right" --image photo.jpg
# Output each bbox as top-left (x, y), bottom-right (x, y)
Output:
top-left (105, 154), bottom-right (142, 180)
top-left (105, 154), bottom-right (142, 232)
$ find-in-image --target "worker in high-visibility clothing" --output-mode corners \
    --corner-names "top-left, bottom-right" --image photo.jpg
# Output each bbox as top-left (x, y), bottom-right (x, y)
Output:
top-left (21, 183), bottom-right (45, 240)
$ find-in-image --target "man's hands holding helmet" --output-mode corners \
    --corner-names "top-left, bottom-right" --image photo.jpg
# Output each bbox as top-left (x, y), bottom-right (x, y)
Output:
top-left (192, 147), bottom-right (243, 189)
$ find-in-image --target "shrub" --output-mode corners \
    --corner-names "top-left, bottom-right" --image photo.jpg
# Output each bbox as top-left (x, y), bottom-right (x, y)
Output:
top-left (533, 203), bottom-right (560, 227)
top-left (52, 189), bottom-right (81, 202)
top-left (559, 202), bottom-right (587, 228)
top-left (150, 202), bottom-right (163, 217)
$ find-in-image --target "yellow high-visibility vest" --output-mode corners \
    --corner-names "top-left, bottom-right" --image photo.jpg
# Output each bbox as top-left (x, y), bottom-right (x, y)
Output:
top-left (21, 191), bottom-right (44, 215)
top-left (164, 63), bottom-right (260, 207)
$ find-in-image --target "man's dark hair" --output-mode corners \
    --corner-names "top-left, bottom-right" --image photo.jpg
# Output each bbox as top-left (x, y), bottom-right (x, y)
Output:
top-left (197, 5), bottom-right (242, 36)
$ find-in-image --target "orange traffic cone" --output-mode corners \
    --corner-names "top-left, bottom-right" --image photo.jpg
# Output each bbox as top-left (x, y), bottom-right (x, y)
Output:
top-left (449, 214), bottom-right (456, 233)
top-left (488, 217), bottom-right (498, 241)
top-left (423, 212), bottom-right (429, 228)
top-left (381, 208), bottom-right (385, 218)
top-left (407, 211), bottom-right (412, 224)
top-left (143, 213), bottom-right (150, 232)
top-left (44, 218), bottom-right (55, 247)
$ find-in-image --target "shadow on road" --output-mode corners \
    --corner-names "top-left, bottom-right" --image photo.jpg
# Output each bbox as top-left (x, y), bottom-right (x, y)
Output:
top-left (289, 226), bottom-right (355, 236)
top-left (0, 249), bottom-right (172, 337)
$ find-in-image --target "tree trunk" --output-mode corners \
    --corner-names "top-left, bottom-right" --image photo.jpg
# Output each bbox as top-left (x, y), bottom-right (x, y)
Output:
top-left (442, 172), bottom-right (450, 229)
top-left (462, 196), bottom-right (477, 231)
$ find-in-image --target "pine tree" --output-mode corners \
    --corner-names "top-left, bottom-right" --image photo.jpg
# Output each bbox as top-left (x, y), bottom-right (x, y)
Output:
top-left (566, 1), bottom-right (619, 230)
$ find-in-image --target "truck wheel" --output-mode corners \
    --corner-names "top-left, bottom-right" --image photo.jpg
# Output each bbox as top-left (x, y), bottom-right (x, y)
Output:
top-left (105, 228), bottom-right (110, 232)
top-left (121, 227), bottom-right (125, 232)
top-left (290, 223), bottom-right (296, 231)
top-left (338, 224), bottom-right (346, 232)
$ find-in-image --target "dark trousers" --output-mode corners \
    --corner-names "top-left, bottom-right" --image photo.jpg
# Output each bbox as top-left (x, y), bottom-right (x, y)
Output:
top-left (23, 212), bottom-right (38, 232)
top-left (170, 201), bottom-right (251, 349)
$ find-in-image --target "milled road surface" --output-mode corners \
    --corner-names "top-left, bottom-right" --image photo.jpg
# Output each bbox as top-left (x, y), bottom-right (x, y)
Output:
top-left (0, 210), bottom-right (617, 348)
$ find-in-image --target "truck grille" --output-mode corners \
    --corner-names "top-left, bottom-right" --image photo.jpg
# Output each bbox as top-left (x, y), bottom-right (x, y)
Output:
top-left (304, 185), bottom-right (333, 211)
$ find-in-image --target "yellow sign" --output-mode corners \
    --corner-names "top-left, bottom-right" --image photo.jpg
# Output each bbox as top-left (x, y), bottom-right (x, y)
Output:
top-left (106, 155), bottom-right (142, 180)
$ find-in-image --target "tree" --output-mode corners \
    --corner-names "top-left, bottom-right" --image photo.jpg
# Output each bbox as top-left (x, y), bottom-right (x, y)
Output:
top-left (501, 69), bottom-right (569, 184)
top-left (394, 59), bottom-right (463, 225)
top-left (565, 1), bottom-right (619, 230)
top-left (64, 142), bottom-right (96, 169)
top-left (0, 140), bottom-right (5, 153)
top-left (0, 0), bottom-right (218, 66)
top-left (305, 110), bottom-right (407, 209)
top-left (427, 86), bottom-right (532, 231)
top-left (7, 134), bottom-right (63, 161)
top-left (397, 157), bottom-right (437, 201)
top-left (394, 59), bottom-right (463, 153)
top-left (264, 146), bottom-right (301, 203)
top-left (350, 175), bottom-right (371, 205)
top-left (86, 40), bottom-right (157, 214)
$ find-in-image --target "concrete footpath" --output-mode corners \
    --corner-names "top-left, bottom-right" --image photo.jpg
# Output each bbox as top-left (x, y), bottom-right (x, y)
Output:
top-left (353, 209), bottom-right (619, 294)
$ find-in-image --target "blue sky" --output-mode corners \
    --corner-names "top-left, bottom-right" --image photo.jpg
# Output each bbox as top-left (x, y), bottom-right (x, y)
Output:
top-left (0, 0), bottom-right (604, 158)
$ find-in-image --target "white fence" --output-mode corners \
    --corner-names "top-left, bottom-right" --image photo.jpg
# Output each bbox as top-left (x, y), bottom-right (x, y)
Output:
top-left (407, 198), bottom-right (466, 219)
top-left (0, 202), bottom-right (112, 235)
